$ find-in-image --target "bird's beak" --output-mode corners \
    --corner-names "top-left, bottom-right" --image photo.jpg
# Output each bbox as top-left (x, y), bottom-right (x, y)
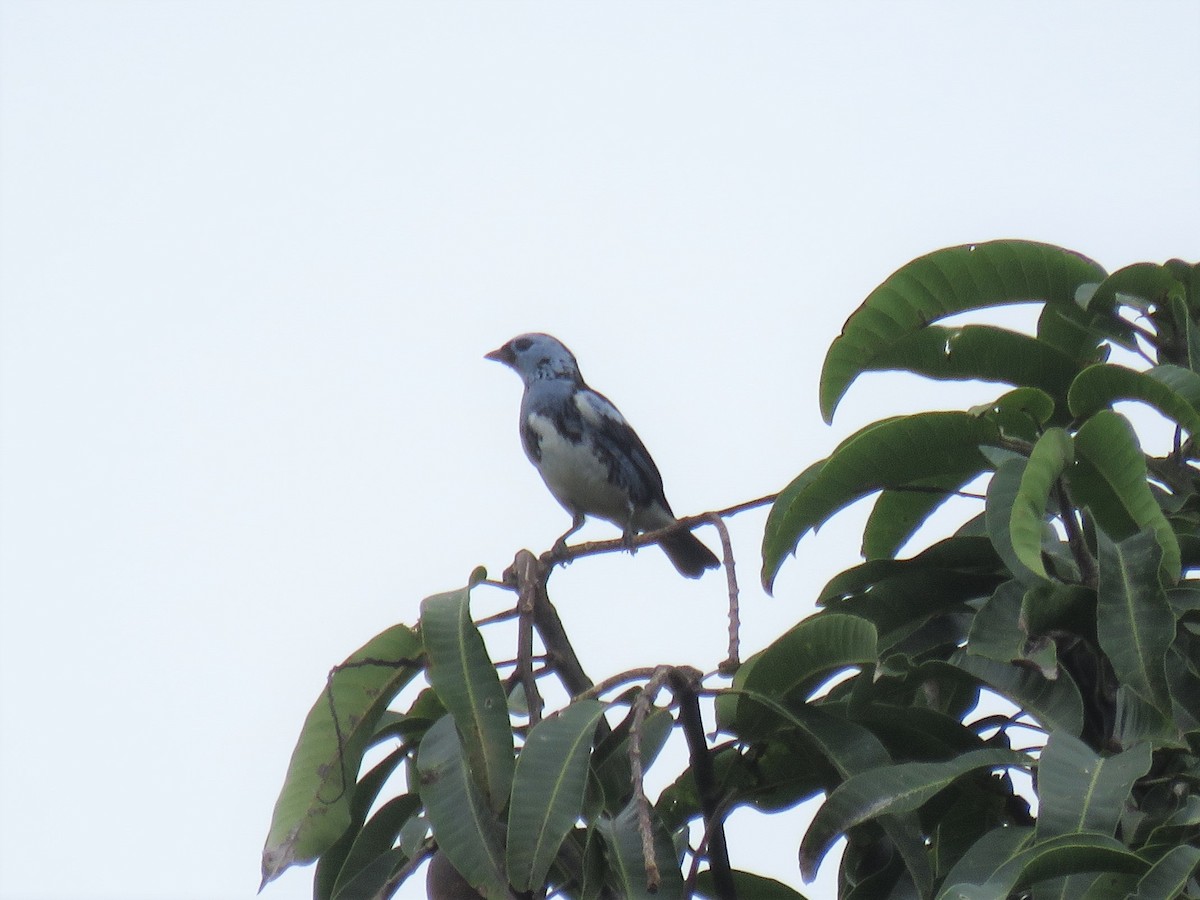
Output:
top-left (485, 344), bottom-right (514, 365)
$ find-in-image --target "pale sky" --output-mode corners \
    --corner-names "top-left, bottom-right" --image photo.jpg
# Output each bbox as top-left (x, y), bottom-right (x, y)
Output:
top-left (1, 4), bottom-right (1198, 899)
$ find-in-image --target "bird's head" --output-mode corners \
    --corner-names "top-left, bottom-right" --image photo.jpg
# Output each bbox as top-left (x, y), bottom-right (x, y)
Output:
top-left (485, 333), bottom-right (582, 384)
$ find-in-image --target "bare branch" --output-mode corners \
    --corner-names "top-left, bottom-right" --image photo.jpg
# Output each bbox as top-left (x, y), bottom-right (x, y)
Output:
top-left (706, 512), bottom-right (741, 673)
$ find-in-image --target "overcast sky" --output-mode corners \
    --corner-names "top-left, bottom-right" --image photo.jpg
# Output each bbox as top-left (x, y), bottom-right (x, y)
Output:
top-left (1, 4), bottom-right (1198, 899)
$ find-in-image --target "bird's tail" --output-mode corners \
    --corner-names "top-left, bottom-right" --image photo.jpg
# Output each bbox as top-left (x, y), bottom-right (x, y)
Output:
top-left (659, 529), bottom-right (720, 579)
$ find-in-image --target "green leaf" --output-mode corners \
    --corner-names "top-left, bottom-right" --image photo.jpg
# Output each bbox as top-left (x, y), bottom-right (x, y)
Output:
top-left (799, 748), bottom-right (1028, 881)
top-left (985, 458), bottom-right (1041, 587)
top-left (1096, 528), bottom-right (1176, 716)
top-left (506, 699), bottom-right (607, 892)
top-left (330, 795), bottom-right (421, 900)
top-left (1068, 363), bottom-right (1200, 436)
top-left (1035, 733), bottom-right (1152, 840)
top-left (261, 624), bottom-right (423, 889)
top-left (967, 580), bottom-right (1026, 662)
top-left (949, 833), bottom-right (1148, 897)
top-left (947, 652), bottom-right (1084, 736)
top-left (1070, 411), bottom-right (1180, 582)
top-left (594, 800), bottom-right (685, 900)
top-left (821, 240), bottom-right (1107, 421)
top-left (716, 694), bottom-right (933, 896)
top-left (415, 715), bottom-right (509, 900)
top-left (720, 614), bottom-right (877, 738)
top-left (763, 412), bottom-right (998, 591)
top-left (314, 745), bottom-right (412, 900)
top-left (1089, 262), bottom-right (1186, 316)
top-left (862, 472), bottom-right (976, 560)
top-left (977, 386), bottom-right (1058, 441)
top-left (592, 708), bottom-right (674, 815)
top-left (824, 567), bottom-right (1002, 652)
top-left (694, 869), bottom-right (810, 899)
top-left (1010, 428), bottom-right (1073, 580)
top-left (935, 824), bottom-right (1033, 900)
top-left (867, 324), bottom-right (1083, 399)
top-left (421, 588), bottom-right (515, 811)
top-left (1130, 844), bottom-right (1200, 900)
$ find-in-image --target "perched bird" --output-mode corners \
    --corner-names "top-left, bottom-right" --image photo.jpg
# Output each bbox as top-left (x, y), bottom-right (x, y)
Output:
top-left (486, 332), bottom-right (719, 578)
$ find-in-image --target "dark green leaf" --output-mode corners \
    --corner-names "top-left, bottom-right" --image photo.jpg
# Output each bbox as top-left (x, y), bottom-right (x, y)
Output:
top-left (720, 614), bottom-right (877, 737)
top-left (506, 699), bottom-right (607, 892)
top-left (1130, 844), bottom-right (1200, 900)
top-left (862, 472), bottom-right (978, 560)
top-left (764, 412), bottom-right (998, 590)
top-left (415, 715), bottom-right (508, 900)
top-left (720, 693), bottom-right (933, 897)
top-left (799, 748), bottom-right (1028, 881)
top-left (594, 800), bottom-right (684, 899)
top-left (868, 324), bottom-right (1082, 401)
top-left (976, 386), bottom-right (1058, 441)
top-left (1089, 262), bottom-right (1186, 316)
top-left (967, 580), bottom-right (1026, 662)
top-left (1035, 733), bottom-right (1152, 840)
top-left (421, 588), bottom-right (515, 811)
top-left (935, 824), bottom-right (1032, 899)
top-left (694, 869), bottom-right (810, 899)
top-left (948, 652), bottom-right (1084, 736)
top-left (1011, 428), bottom-right (1073, 580)
top-left (986, 459), bottom-right (1052, 586)
top-left (1068, 363), bottom-right (1200, 436)
top-left (261, 624), bottom-right (423, 889)
top-left (1070, 411), bottom-right (1180, 582)
top-left (821, 240), bottom-right (1106, 421)
top-left (331, 795), bottom-right (422, 900)
top-left (592, 708), bottom-right (673, 816)
top-left (948, 833), bottom-right (1148, 897)
top-left (1096, 528), bottom-right (1176, 716)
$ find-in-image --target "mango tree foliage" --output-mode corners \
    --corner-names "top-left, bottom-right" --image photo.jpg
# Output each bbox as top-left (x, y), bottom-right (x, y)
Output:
top-left (262, 245), bottom-right (1200, 899)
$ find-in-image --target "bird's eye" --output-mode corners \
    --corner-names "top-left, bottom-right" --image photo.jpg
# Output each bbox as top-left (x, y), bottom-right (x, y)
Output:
top-left (513, 338), bottom-right (533, 352)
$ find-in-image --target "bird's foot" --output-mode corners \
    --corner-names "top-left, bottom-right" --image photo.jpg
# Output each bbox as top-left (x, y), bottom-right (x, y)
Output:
top-left (549, 537), bottom-right (572, 564)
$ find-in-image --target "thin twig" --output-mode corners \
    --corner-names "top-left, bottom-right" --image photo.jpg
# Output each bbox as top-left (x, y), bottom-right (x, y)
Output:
top-left (474, 605), bottom-right (521, 626)
top-left (1054, 479), bottom-right (1097, 588)
top-left (579, 667), bottom-right (662, 703)
top-left (706, 512), bottom-right (740, 674)
top-left (629, 667), bottom-right (673, 893)
top-left (515, 550), bottom-right (545, 725)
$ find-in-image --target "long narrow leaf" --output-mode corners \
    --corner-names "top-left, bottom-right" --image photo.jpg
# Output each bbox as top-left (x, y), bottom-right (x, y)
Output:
top-left (720, 614), bottom-right (877, 738)
top-left (1010, 428), bottom-right (1073, 580)
top-left (416, 715), bottom-right (509, 900)
top-left (725, 692), bottom-right (932, 895)
top-left (261, 624), bottom-right (423, 888)
top-left (799, 748), bottom-right (1029, 881)
top-left (506, 699), bottom-right (607, 892)
top-left (821, 240), bottom-right (1106, 421)
top-left (594, 800), bottom-right (685, 899)
top-left (1096, 529), bottom-right (1176, 716)
top-left (421, 588), bottom-right (515, 811)
top-left (1070, 410), bottom-right (1180, 582)
top-left (1068, 363), bottom-right (1200, 436)
top-left (1035, 733), bottom-right (1152, 840)
top-left (763, 412), bottom-right (998, 591)
top-left (947, 652), bottom-right (1084, 737)
top-left (1131, 844), bottom-right (1200, 900)
top-left (956, 833), bottom-right (1147, 897)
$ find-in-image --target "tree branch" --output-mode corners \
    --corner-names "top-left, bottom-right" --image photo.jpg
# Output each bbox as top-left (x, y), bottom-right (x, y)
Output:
top-left (669, 668), bottom-right (736, 899)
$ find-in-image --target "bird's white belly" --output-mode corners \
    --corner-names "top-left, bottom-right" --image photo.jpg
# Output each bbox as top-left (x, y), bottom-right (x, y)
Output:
top-left (526, 413), bottom-right (631, 525)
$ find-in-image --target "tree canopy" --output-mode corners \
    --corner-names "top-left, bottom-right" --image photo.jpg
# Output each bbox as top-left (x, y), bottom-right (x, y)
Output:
top-left (261, 241), bottom-right (1200, 899)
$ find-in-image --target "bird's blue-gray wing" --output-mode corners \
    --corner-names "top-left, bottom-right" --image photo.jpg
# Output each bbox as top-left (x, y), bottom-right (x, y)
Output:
top-left (573, 388), bottom-right (673, 514)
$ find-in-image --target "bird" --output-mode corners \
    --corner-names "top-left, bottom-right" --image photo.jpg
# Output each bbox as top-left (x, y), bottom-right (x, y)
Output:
top-left (485, 332), bottom-right (720, 578)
